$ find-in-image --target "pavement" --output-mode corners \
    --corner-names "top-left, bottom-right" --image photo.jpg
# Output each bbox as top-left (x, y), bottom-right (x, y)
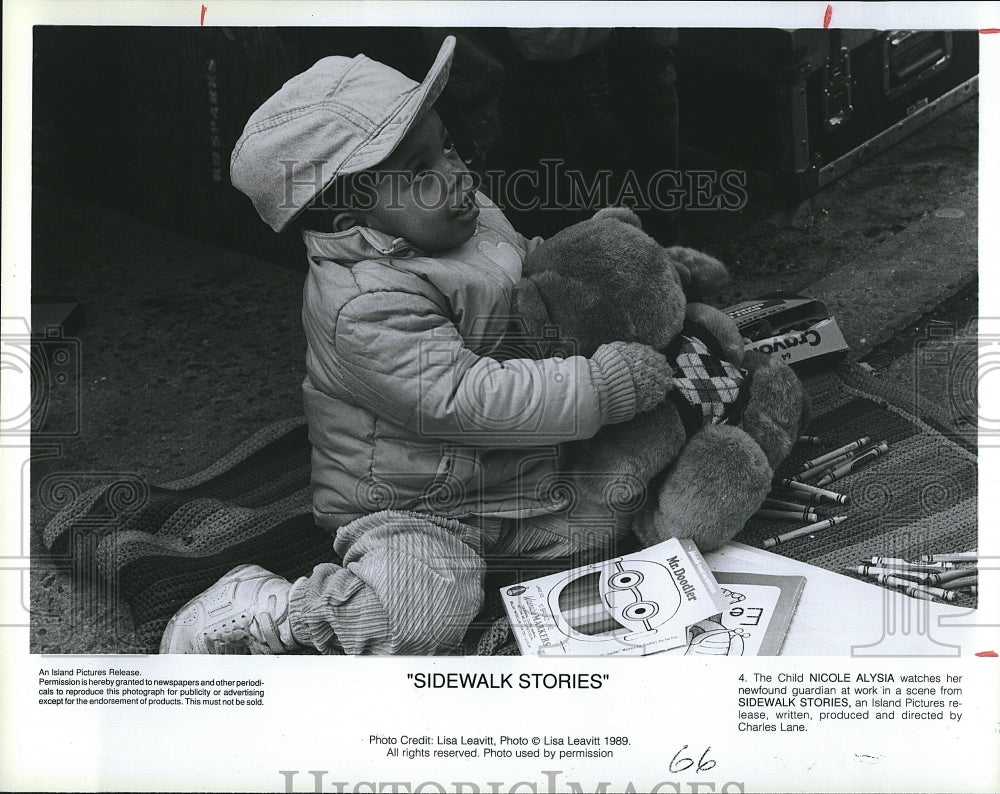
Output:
top-left (22, 95), bottom-right (979, 653)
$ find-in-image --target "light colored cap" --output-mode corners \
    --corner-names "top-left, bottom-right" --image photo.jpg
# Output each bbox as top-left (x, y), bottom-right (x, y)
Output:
top-left (231, 36), bottom-right (456, 232)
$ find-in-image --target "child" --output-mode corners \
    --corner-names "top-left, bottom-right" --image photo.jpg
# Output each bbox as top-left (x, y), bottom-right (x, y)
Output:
top-left (160, 36), bottom-right (672, 655)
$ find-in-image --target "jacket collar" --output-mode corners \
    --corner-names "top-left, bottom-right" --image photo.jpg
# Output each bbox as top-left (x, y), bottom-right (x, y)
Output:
top-left (301, 225), bottom-right (420, 263)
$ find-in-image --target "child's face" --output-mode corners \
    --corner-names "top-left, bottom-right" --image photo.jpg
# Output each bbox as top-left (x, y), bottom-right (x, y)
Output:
top-left (350, 110), bottom-right (479, 253)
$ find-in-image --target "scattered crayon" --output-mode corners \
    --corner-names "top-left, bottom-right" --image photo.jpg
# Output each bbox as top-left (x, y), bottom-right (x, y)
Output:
top-left (930, 566), bottom-right (978, 585)
top-left (860, 566), bottom-right (979, 585)
top-left (875, 573), bottom-right (926, 590)
top-left (939, 575), bottom-right (978, 591)
top-left (920, 551), bottom-right (977, 563)
top-left (855, 565), bottom-right (924, 581)
top-left (756, 507), bottom-right (819, 522)
top-left (902, 587), bottom-right (944, 603)
top-left (763, 497), bottom-right (818, 512)
top-left (911, 584), bottom-right (955, 601)
top-left (774, 478), bottom-right (852, 506)
top-left (763, 515), bottom-right (846, 548)
top-left (812, 442), bottom-right (889, 487)
top-left (770, 489), bottom-right (840, 507)
top-left (797, 436), bottom-right (871, 472)
top-left (798, 435), bottom-right (822, 445)
top-left (874, 575), bottom-right (954, 601)
top-left (796, 448), bottom-right (864, 482)
top-left (768, 489), bottom-right (804, 503)
top-left (866, 556), bottom-right (909, 566)
top-left (863, 557), bottom-right (944, 572)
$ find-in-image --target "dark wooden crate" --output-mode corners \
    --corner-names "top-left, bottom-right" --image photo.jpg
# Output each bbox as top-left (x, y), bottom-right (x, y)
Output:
top-left (674, 28), bottom-right (979, 200)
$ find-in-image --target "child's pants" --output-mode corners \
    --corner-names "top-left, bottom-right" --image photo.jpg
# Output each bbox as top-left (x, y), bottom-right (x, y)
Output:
top-left (288, 472), bottom-right (639, 655)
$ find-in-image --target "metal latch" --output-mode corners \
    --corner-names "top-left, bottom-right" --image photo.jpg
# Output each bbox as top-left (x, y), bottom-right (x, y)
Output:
top-left (822, 46), bottom-right (854, 130)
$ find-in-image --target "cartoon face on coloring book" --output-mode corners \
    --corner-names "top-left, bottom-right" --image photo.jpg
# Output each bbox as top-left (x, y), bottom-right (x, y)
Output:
top-left (543, 560), bottom-right (749, 656)
top-left (545, 558), bottom-right (683, 645)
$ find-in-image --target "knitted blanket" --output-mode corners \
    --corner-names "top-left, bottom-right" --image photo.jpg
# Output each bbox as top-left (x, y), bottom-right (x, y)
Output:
top-left (42, 365), bottom-right (977, 655)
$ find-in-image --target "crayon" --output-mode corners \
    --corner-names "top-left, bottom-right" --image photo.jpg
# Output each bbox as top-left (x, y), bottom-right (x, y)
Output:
top-left (939, 575), bottom-right (978, 591)
top-left (855, 565), bottom-right (924, 581)
top-left (755, 508), bottom-right (820, 522)
top-left (866, 556), bottom-right (909, 566)
top-left (862, 567), bottom-right (979, 585)
top-left (796, 448), bottom-right (860, 481)
top-left (910, 584), bottom-right (955, 601)
top-left (901, 587), bottom-right (944, 603)
top-left (871, 559), bottom-right (959, 570)
top-left (812, 442), bottom-right (890, 487)
top-left (792, 447), bottom-right (871, 482)
top-left (874, 575), bottom-right (954, 601)
top-left (864, 556), bottom-right (944, 570)
top-left (768, 489), bottom-right (811, 504)
top-left (875, 573), bottom-right (927, 589)
top-left (770, 489), bottom-right (841, 507)
top-left (798, 435), bottom-right (822, 445)
top-left (920, 551), bottom-right (977, 563)
top-left (930, 566), bottom-right (978, 585)
top-left (797, 436), bottom-right (871, 472)
top-left (774, 478), bottom-right (852, 506)
top-left (763, 516), bottom-right (846, 548)
top-left (796, 448), bottom-right (863, 482)
top-left (763, 497), bottom-right (818, 511)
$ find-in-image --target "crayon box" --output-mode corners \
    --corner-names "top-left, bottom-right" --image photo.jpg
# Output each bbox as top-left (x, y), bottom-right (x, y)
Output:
top-left (723, 293), bottom-right (849, 370)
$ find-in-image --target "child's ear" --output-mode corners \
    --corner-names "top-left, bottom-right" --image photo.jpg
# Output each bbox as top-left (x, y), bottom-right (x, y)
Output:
top-left (331, 212), bottom-right (361, 233)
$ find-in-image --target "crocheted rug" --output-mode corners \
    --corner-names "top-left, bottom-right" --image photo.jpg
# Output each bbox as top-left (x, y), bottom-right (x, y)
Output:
top-left (469, 364), bottom-right (978, 654)
top-left (42, 365), bottom-right (977, 655)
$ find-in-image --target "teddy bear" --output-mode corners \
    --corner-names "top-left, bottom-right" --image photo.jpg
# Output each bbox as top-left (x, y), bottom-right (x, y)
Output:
top-left (511, 207), bottom-right (808, 551)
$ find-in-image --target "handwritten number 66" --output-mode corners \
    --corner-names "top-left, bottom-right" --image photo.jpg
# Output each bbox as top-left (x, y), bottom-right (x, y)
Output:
top-left (669, 745), bottom-right (717, 773)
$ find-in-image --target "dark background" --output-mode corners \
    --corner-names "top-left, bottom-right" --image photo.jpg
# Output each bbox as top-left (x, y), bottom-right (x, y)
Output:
top-left (32, 26), bottom-right (979, 273)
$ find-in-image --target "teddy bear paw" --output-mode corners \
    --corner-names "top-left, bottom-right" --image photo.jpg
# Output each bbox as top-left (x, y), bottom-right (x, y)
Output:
top-left (739, 354), bottom-right (808, 469)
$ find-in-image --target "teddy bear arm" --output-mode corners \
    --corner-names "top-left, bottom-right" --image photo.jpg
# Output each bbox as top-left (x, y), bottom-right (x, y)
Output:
top-left (560, 403), bottom-right (688, 491)
top-left (631, 424), bottom-right (773, 551)
top-left (739, 353), bottom-right (810, 469)
top-left (511, 278), bottom-right (551, 344)
top-left (685, 303), bottom-right (745, 365)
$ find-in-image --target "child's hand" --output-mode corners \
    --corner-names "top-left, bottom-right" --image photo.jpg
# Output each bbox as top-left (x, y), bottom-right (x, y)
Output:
top-left (594, 341), bottom-right (673, 415)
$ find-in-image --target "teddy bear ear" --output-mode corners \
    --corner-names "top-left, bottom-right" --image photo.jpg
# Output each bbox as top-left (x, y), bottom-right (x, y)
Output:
top-left (666, 246), bottom-right (731, 299)
top-left (592, 207), bottom-right (643, 229)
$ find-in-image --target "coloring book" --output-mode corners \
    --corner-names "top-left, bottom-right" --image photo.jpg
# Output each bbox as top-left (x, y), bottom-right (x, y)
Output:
top-left (500, 538), bottom-right (729, 656)
top-left (671, 572), bottom-right (807, 656)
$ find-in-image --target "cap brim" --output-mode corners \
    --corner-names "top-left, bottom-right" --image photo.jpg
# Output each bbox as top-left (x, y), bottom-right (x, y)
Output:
top-left (337, 34), bottom-right (456, 177)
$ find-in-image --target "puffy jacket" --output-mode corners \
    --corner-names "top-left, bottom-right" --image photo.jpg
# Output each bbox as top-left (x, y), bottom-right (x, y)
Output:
top-left (301, 193), bottom-right (640, 530)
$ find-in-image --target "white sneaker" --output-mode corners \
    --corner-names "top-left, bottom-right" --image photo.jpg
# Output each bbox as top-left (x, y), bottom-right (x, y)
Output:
top-left (160, 564), bottom-right (302, 654)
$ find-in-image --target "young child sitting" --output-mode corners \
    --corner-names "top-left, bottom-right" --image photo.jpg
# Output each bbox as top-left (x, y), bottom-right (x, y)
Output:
top-left (160, 36), bottom-right (673, 655)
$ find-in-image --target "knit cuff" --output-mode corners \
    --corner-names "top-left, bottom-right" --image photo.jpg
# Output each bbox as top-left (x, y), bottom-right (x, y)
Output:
top-left (589, 346), bottom-right (638, 425)
top-left (288, 571), bottom-right (338, 653)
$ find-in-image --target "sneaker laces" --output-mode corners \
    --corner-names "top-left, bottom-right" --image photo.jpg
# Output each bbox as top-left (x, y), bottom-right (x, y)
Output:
top-left (201, 594), bottom-right (288, 655)
top-left (251, 611), bottom-right (286, 655)
top-left (203, 623), bottom-right (253, 655)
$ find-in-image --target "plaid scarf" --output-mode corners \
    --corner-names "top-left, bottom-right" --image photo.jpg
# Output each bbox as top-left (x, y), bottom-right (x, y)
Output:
top-left (666, 320), bottom-right (751, 437)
